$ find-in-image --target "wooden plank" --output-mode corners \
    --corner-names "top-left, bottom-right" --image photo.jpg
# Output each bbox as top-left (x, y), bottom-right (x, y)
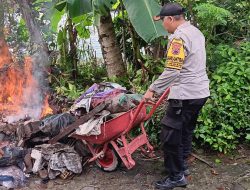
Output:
top-left (49, 103), bottom-right (106, 144)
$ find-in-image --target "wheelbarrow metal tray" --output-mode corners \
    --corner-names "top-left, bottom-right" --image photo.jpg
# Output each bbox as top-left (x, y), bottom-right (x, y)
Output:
top-left (72, 105), bottom-right (147, 144)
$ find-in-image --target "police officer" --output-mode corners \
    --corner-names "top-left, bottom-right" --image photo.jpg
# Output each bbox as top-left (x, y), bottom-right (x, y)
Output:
top-left (144, 3), bottom-right (210, 190)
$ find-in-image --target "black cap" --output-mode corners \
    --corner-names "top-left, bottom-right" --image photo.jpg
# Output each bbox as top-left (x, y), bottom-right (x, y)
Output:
top-left (153, 3), bottom-right (185, 21)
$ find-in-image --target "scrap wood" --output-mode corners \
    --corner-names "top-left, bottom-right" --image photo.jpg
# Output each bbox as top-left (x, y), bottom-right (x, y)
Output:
top-left (140, 152), bottom-right (161, 161)
top-left (235, 156), bottom-right (247, 160)
top-left (48, 103), bottom-right (106, 144)
top-left (140, 156), bottom-right (161, 161)
top-left (191, 153), bottom-right (214, 168)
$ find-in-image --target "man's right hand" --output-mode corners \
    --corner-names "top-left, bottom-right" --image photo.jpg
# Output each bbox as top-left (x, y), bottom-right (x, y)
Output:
top-left (144, 89), bottom-right (154, 101)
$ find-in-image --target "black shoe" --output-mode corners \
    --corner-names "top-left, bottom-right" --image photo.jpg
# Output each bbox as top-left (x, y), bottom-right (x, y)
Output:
top-left (155, 175), bottom-right (188, 190)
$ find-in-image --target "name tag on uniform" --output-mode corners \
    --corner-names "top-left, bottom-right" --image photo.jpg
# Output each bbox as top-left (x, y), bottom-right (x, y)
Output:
top-left (166, 38), bottom-right (185, 70)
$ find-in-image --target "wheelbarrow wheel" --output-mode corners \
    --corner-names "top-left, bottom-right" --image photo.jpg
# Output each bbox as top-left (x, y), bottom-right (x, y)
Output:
top-left (96, 145), bottom-right (121, 172)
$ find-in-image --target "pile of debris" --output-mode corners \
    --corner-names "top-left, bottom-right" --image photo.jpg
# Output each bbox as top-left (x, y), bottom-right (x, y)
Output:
top-left (0, 82), bottom-right (142, 189)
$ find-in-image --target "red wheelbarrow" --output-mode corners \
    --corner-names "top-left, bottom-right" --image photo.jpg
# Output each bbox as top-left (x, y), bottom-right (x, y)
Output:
top-left (71, 88), bottom-right (170, 171)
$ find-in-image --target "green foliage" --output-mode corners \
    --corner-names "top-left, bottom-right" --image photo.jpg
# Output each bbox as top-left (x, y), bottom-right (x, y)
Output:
top-left (129, 56), bottom-right (165, 93)
top-left (104, 55), bottom-right (165, 94)
top-left (55, 80), bottom-right (83, 100)
top-left (246, 133), bottom-right (250, 141)
top-left (195, 42), bottom-right (250, 153)
top-left (54, 0), bottom-right (92, 18)
top-left (51, 60), bottom-right (107, 100)
top-left (50, 8), bottom-right (65, 32)
top-left (72, 14), bottom-right (92, 39)
top-left (67, 0), bottom-right (92, 18)
top-left (16, 19), bottom-right (29, 43)
top-left (6, 17), bottom-right (29, 58)
top-left (145, 102), bottom-right (167, 146)
top-left (78, 61), bottom-right (107, 86)
top-left (194, 3), bottom-right (232, 42)
top-left (123, 0), bottom-right (167, 42)
top-left (213, 0), bottom-right (250, 42)
top-left (215, 158), bottom-right (221, 164)
top-left (92, 0), bottom-right (117, 15)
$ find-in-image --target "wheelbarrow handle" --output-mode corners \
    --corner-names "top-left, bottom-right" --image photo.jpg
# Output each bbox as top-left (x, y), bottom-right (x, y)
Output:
top-left (122, 87), bottom-right (170, 134)
top-left (122, 99), bottom-right (146, 134)
top-left (144, 87), bottom-right (170, 121)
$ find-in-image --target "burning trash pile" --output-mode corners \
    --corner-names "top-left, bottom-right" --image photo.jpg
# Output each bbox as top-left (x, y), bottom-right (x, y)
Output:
top-left (0, 40), bottom-right (52, 124)
top-left (0, 39), bottom-right (143, 189)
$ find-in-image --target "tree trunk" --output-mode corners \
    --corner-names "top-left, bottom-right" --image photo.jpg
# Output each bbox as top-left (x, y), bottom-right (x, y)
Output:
top-left (58, 28), bottom-right (69, 71)
top-left (97, 11), bottom-right (126, 78)
top-left (151, 40), bottom-right (165, 59)
top-left (128, 21), bottom-right (143, 69)
top-left (67, 17), bottom-right (78, 82)
top-left (17, 0), bottom-right (48, 54)
top-left (121, 1), bottom-right (126, 65)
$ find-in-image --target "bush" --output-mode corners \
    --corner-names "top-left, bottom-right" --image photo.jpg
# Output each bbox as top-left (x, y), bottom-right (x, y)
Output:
top-left (195, 42), bottom-right (250, 153)
top-left (51, 61), bottom-right (107, 100)
top-left (194, 3), bottom-right (232, 43)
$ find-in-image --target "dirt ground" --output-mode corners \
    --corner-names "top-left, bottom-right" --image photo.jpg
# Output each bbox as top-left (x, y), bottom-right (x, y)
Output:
top-left (1, 145), bottom-right (250, 190)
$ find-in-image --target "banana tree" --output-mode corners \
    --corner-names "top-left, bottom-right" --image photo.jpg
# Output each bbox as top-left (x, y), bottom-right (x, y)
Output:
top-left (50, 0), bottom-right (166, 78)
top-left (52, 0), bottom-right (90, 81)
top-left (51, 0), bottom-right (126, 78)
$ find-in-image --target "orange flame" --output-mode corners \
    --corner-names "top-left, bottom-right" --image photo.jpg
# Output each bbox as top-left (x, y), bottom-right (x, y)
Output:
top-left (0, 39), bottom-right (52, 122)
top-left (41, 95), bottom-right (53, 118)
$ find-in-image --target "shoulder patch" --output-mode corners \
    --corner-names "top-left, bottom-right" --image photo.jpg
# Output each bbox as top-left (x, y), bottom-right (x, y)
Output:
top-left (166, 38), bottom-right (185, 70)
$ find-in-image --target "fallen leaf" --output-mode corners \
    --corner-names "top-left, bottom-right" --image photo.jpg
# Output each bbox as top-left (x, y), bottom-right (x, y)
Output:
top-left (187, 154), bottom-right (196, 164)
top-left (211, 168), bottom-right (219, 175)
top-left (185, 175), bottom-right (192, 182)
top-left (217, 153), bottom-right (225, 158)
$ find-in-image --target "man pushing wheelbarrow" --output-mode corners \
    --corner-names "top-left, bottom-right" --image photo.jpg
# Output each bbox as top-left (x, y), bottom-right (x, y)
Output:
top-left (144, 2), bottom-right (210, 190)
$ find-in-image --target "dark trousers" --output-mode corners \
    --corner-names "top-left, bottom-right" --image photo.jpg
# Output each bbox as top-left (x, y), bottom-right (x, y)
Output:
top-left (160, 98), bottom-right (207, 179)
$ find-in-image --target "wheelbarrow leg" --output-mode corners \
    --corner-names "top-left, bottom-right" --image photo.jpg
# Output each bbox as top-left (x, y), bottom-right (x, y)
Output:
top-left (121, 135), bottom-right (136, 168)
top-left (126, 123), bottom-right (155, 158)
top-left (110, 136), bottom-right (136, 169)
top-left (110, 122), bottom-right (156, 169)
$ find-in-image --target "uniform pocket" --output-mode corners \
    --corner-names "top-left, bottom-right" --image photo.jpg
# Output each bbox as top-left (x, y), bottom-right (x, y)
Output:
top-left (161, 99), bottom-right (183, 130)
top-left (160, 124), bottom-right (182, 145)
